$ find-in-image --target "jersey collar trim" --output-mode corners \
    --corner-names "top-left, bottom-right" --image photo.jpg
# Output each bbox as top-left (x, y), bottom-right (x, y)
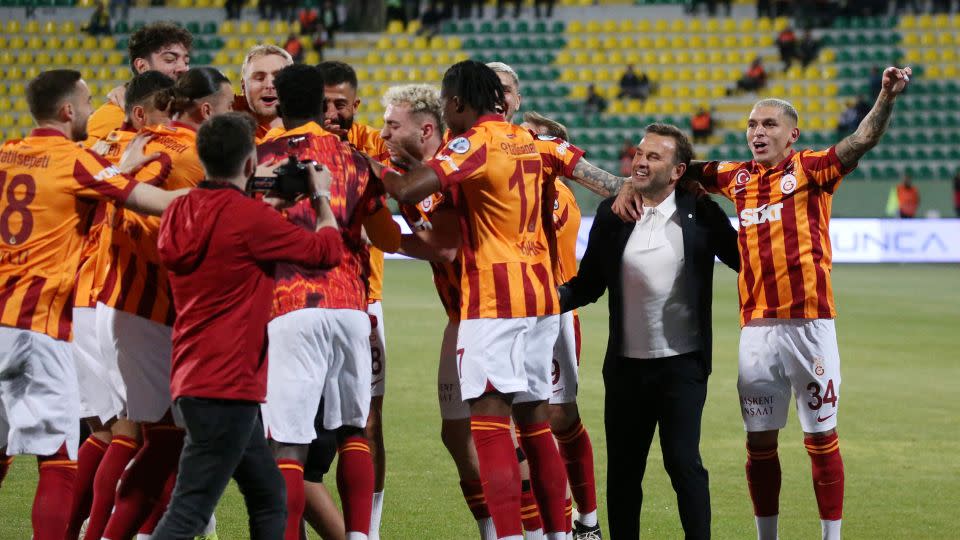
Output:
top-left (169, 120), bottom-right (198, 132)
top-left (752, 149), bottom-right (797, 175)
top-left (477, 113), bottom-right (506, 124)
top-left (30, 127), bottom-right (69, 139)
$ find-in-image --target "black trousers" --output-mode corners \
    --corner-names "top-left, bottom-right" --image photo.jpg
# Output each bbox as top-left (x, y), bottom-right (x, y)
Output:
top-left (153, 397), bottom-right (287, 540)
top-left (603, 351), bottom-right (710, 539)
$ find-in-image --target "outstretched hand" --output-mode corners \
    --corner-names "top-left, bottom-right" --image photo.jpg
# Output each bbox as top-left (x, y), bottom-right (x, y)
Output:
top-left (881, 66), bottom-right (912, 97)
top-left (118, 133), bottom-right (160, 176)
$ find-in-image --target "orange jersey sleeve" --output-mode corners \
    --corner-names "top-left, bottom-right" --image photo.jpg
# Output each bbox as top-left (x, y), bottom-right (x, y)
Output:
top-left (552, 180), bottom-right (581, 284)
top-left (84, 102), bottom-right (126, 148)
top-left (533, 134), bottom-right (585, 181)
top-left (704, 148), bottom-right (854, 326)
top-left (98, 123), bottom-right (203, 325)
top-left (348, 122), bottom-right (390, 162)
top-left (425, 115), bottom-right (559, 320)
top-left (0, 129), bottom-right (137, 339)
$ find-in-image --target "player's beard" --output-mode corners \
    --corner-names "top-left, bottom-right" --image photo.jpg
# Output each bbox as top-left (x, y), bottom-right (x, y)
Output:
top-left (329, 114), bottom-right (353, 132)
top-left (72, 121), bottom-right (89, 143)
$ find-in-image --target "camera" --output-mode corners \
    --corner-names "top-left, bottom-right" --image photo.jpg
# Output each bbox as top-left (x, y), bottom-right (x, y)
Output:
top-left (249, 155), bottom-right (318, 199)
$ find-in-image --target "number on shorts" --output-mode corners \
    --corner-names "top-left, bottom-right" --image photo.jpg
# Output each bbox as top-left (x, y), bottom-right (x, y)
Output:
top-left (0, 171), bottom-right (36, 245)
top-left (371, 344), bottom-right (383, 376)
top-left (456, 347), bottom-right (465, 378)
top-left (807, 379), bottom-right (837, 410)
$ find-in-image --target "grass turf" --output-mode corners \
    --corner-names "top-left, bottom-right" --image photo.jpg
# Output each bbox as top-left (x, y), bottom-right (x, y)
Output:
top-left (1, 262), bottom-right (957, 539)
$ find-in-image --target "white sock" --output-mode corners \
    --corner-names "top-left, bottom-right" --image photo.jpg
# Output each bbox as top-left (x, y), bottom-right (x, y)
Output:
top-left (478, 516), bottom-right (497, 540)
top-left (566, 533), bottom-right (574, 540)
top-left (346, 533), bottom-right (369, 540)
top-left (544, 533), bottom-right (566, 540)
top-left (134, 535), bottom-right (152, 540)
top-left (525, 528), bottom-right (546, 540)
top-left (502, 536), bottom-right (524, 540)
top-left (756, 515), bottom-right (779, 540)
top-left (821, 519), bottom-right (841, 540)
top-left (578, 509), bottom-right (598, 528)
top-left (369, 491), bottom-right (384, 540)
top-left (202, 513), bottom-right (217, 535)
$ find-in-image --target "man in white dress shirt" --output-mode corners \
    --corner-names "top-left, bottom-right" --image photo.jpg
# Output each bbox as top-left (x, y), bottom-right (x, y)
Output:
top-left (559, 123), bottom-right (739, 539)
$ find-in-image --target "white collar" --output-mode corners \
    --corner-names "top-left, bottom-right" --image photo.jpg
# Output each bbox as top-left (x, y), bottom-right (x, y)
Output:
top-left (642, 190), bottom-right (677, 219)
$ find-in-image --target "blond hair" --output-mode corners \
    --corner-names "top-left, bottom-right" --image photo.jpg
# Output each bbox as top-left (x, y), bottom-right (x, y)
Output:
top-left (241, 44), bottom-right (293, 78)
top-left (486, 61), bottom-right (520, 91)
top-left (382, 84), bottom-right (444, 132)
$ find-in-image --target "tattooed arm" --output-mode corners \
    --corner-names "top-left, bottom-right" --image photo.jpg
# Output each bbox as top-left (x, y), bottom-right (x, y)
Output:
top-left (569, 158), bottom-right (630, 197)
top-left (835, 66), bottom-right (912, 169)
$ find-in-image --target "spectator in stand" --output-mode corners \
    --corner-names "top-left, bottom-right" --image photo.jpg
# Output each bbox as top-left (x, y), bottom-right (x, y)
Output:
top-left (84, 2), bottom-right (112, 36)
top-left (584, 84), bottom-right (608, 115)
top-left (896, 174), bottom-right (920, 218)
top-left (691, 107), bottom-right (713, 143)
top-left (836, 100), bottom-right (860, 138)
top-left (797, 30), bottom-right (821, 67)
top-left (299, 6), bottom-right (320, 34)
top-left (534, 0), bottom-right (556, 18)
top-left (617, 64), bottom-right (651, 101)
top-left (283, 33), bottom-right (304, 63)
top-left (225, 0), bottom-right (243, 20)
top-left (619, 138), bottom-right (637, 176)
top-left (776, 26), bottom-right (798, 69)
top-left (729, 58), bottom-right (767, 95)
top-left (386, 0), bottom-right (407, 28)
top-left (319, 0), bottom-right (339, 48)
top-left (418, 1), bottom-right (444, 40)
top-left (953, 169), bottom-right (960, 217)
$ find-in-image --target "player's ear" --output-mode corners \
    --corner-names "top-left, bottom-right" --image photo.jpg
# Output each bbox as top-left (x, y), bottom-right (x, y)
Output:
top-left (790, 126), bottom-right (800, 144)
top-left (60, 100), bottom-right (75, 123)
top-left (200, 101), bottom-right (213, 120)
top-left (354, 98), bottom-right (362, 111)
top-left (421, 122), bottom-right (433, 142)
top-left (132, 57), bottom-right (149, 74)
top-left (131, 105), bottom-right (145, 127)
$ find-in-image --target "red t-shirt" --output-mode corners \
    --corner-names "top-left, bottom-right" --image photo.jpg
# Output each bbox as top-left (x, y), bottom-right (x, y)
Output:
top-left (158, 183), bottom-right (342, 402)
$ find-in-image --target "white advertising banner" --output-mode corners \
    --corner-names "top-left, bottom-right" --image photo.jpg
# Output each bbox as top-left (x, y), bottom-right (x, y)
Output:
top-left (387, 217), bottom-right (960, 263)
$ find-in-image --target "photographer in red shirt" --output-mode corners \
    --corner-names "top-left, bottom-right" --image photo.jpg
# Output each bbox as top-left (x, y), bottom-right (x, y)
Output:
top-left (153, 112), bottom-right (342, 539)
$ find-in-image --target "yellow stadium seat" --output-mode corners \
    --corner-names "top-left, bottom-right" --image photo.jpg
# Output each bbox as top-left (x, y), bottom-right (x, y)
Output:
top-left (917, 14), bottom-right (933, 29)
top-left (608, 51), bottom-right (625, 65)
top-left (567, 36), bottom-right (584, 50)
top-left (674, 51), bottom-right (691, 65)
top-left (694, 85), bottom-right (709, 99)
top-left (653, 35), bottom-right (668, 49)
top-left (585, 20), bottom-right (601, 33)
top-left (820, 49), bottom-right (836, 62)
top-left (925, 64), bottom-right (942, 78)
top-left (82, 35), bottom-right (98, 50)
top-left (213, 51), bottom-right (230, 66)
top-left (79, 67), bottom-right (94, 80)
top-left (738, 19), bottom-right (755, 32)
top-left (225, 37), bottom-right (241, 50)
top-left (635, 36), bottom-right (652, 49)
top-left (25, 20), bottom-right (41, 34)
top-left (624, 51), bottom-right (641, 65)
top-left (919, 32), bottom-right (936, 46)
top-left (943, 48), bottom-right (957, 62)
top-left (722, 51), bottom-right (740, 64)
top-left (95, 66), bottom-right (111, 80)
top-left (721, 19), bottom-right (736, 33)
top-left (584, 36), bottom-right (600, 49)
top-left (272, 20), bottom-right (289, 35)
top-left (711, 85), bottom-right (726, 98)
top-left (807, 116), bottom-right (825, 130)
top-left (705, 35), bottom-right (721, 49)
top-left (242, 38), bottom-right (260, 50)
top-left (238, 20), bottom-right (253, 35)
top-left (902, 33), bottom-right (919, 46)
top-left (423, 68), bottom-right (442, 82)
top-left (632, 19), bottom-right (648, 33)
top-left (758, 35), bottom-right (774, 47)
top-left (9, 36), bottom-right (25, 50)
top-left (688, 35), bottom-right (705, 49)
top-left (253, 20), bottom-right (269, 34)
top-left (625, 100), bottom-right (643, 114)
top-left (653, 19), bottom-right (668, 32)
top-left (705, 19), bottom-right (720, 33)
top-left (435, 51), bottom-right (452, 65)
top-left (607, 100), bottom-right (625, 115)
top-left (18, 114), bottom-right (34, 128)
top-left (688, 19), bottom-right (703, 33)
top-left (938, 33), bottom-right (955, 47)
top-left (107, 52), bottom-right (124, 65)
top-left (34, 52), bottom-right (52, 66)
top-left (669, 19), bottom-right (686, 32)
top-left (445, 36), bottom-right (462, 49)
top-left (219, 20), bottom-right (236, 35)
top-left (6, 20), bottom-right (21, 33)
top-left (722, 35), bottom-right (738, 48)
top-left (740, 35), bottom-right (756, 48)
top-left (670, 36), bottom-right (687, 49)
top-left (640, 51), bottom-right (657, 65)
top-left (556, 51), bottom-right (573, 65)
top-left (411, 36), bottom-right (428, 50)
top-left (922, 49), bottom-right (938, 63)
top-left (398, 52), bottom-right (414, 65)
top-left (601, 20), bottom-right (617, 33)
top-left (370, 68), bottom-right (388, 82)
top-left (26, 35), bottom-right (43, 49)
top-left (567, 20), bottom-right (583, 33)
top-left (899, 14), bottom-right (916, 30)
top-left (406, 20), bottom-right (421, 35)
top-left (601, 36), bottom-right (617, 50)
top-left (231, 52), bottom-right (246, 67)
top-left (618, 20), bottom-right (635, 33)
top-left (60, 21), bottom-right (76, 34)
top-left (10, 83), bottom-right (25, 97)
top-left (943, 64), bottom-right (958, 78)
top-left (773, 17), bottom-right (788, 31)
top-left (589, 51), bottom-right (605, 65)
top-left (52, 51), bottom-right (69, 67)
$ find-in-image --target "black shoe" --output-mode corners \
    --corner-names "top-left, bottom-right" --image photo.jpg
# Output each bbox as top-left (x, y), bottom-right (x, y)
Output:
top-left (573, 520), bottom-right (602, 540)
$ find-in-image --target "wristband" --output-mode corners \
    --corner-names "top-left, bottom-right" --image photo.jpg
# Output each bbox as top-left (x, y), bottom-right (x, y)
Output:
top-left (311, 190), bottom-right (331, 201)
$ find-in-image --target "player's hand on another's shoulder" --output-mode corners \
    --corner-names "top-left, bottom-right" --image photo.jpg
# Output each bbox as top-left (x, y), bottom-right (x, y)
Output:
top-left (881, 66), bottom-right (912, 97)
top-left (611, 181), bottom-right (644, 222)
top-left (107, 85), bottom-right (127, 109)
top-left (118, 133), bottom-right (160, 176)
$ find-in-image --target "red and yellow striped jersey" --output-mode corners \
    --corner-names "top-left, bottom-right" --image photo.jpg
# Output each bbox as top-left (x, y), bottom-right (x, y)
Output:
top-left (533, 134), bottom-right (584, 284)
top-left (258, 121), bottom-right (395, 314)
top-left (700, 146), bottom-right (854, 326)
top-left (84, 102), bottom-right (125, 148)
top-left (75, 127), bottom-right (136, 309)
top-left (0, 128), bottom-right (137, 340)
top-left (427, 114), bottom-right (559, 320)
top-left (400, 192), bottom-right (462, 322)
top-left (98, 122), bottom-right (204, 325)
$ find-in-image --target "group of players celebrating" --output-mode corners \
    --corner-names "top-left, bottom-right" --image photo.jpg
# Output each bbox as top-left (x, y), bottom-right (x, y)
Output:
top-left (0, 18), bottom-right (911, 540)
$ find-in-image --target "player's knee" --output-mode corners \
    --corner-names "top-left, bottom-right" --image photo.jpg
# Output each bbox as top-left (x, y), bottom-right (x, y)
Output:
top-left (547, 402), bottom-right (580, 434)
top-left (335, 425), bottom-right (365, 443)
top-left (803, 427), bottom-right (837, 440)
top-left (746, 430), bottom-right (779, 450)
top-left (269, 440), bottom-right (308, 463)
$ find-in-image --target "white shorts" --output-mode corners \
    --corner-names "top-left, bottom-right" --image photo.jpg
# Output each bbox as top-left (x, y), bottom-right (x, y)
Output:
top-left (367, 301), bottom-right (387, 398)
top-left (738, 318), bottom-right (842, 434)
top-left (0, 327), bottom-right (80, 459)
top-left (73, 307), bottom-right (125, 423)
top-left (262, 308), bottom-right (372, 443)
top-left (456, 315), bottom-right (560, 403)
top-left (550, 311), bottom-right (581, 405)
top-left (96, 303), bottom-right (172, 423)
top-left (438, 320), bottom-right (469, 420)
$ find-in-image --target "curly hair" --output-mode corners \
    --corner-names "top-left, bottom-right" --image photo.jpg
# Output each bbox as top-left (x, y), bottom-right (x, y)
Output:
top-left (128, 22), bottom-right (193, 75)
top-left (382, 84), bottom-right (444, 132)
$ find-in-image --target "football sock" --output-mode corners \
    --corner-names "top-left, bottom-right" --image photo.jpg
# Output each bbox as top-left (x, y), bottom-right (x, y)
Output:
top-left (518, 422), bottom-right (570, 535)
top-left (34, 444), bottom-right (77, 540)
top-left (554, 419), bottom-right (597, 519)
top-left (369, 490), bottom-right (384, 540)
top-left (564, 498), bottom-right (574, 532)
top-left (279, 458), bottom-right (307, 540)
top-left (103, 424), bottom-right (184, 540)
top-left (83, 434), bottom-right (140, 540)
top-left (137, 467), bottom-right (176, 535)
top-left (0, 451), bottom-right (12, 487)
top-left (520, 481), bottom-right (544, 533)
top-left (460, 479), bottom-right (495, 540)
top-left (746, 442), bottom-right (781, 540)
top-left (471, 415), bottom-right (523, 539)
top-left (337, 435), bottom-right (374, 536)
top-left (805, 433), bottom-right (844, 539)
top-left (66, 435), bottom-right (109, 539)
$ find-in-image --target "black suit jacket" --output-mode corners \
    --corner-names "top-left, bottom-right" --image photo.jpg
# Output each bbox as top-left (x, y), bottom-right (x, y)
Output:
top-left (558, 187), bottom-right (740, 373)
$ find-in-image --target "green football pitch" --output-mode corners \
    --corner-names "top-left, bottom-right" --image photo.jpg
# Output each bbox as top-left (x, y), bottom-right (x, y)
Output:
top-left (1, 262), bottom-right (957, 539)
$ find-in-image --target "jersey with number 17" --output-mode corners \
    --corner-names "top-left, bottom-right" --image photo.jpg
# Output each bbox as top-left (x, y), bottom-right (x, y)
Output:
top-left (0, 128), bottom-right (138, 340)
top-left (426, 114), bottom-right (559, 321)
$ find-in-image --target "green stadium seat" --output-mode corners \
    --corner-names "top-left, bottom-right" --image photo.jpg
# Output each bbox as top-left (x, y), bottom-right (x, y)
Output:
top-left (187, 22), bottom-right (201, 35)
top-left (533, 21), bottom-right (547, 33)
top-left (203, 22), bottom-right (218, 34)
top-left (479, 21), bottom-right (494, 34)
top-left (495, 21), bottom-right (510, 33)
top-left (551, 21), bottom-right (565, 33)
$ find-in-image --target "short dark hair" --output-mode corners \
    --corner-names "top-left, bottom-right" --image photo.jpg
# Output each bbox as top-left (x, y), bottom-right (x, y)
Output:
top-left (315, 60), bottom-right (358, 89)
top-left (128, 22), bottom-right (193, 74)
top-left (645, 122), bottom-right (695, 166)
top-left (124, 71), bottom-right (175, 117)
top-left (441, 60), bottom-right (505, 116)
top-left (27, 69), bottom-right (82, 123)
top-left (159, 67), bottom-right (230, 116)
top-left (275, 64), bottom-right (325, 120)
top-left (196, 112), bottom-right (256, 179)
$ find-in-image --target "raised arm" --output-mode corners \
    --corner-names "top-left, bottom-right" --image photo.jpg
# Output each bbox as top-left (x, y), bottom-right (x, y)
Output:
top-left (835, 66), bottom-right (911, 169)
top-left (569, 158), bottom-right (629, 197)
